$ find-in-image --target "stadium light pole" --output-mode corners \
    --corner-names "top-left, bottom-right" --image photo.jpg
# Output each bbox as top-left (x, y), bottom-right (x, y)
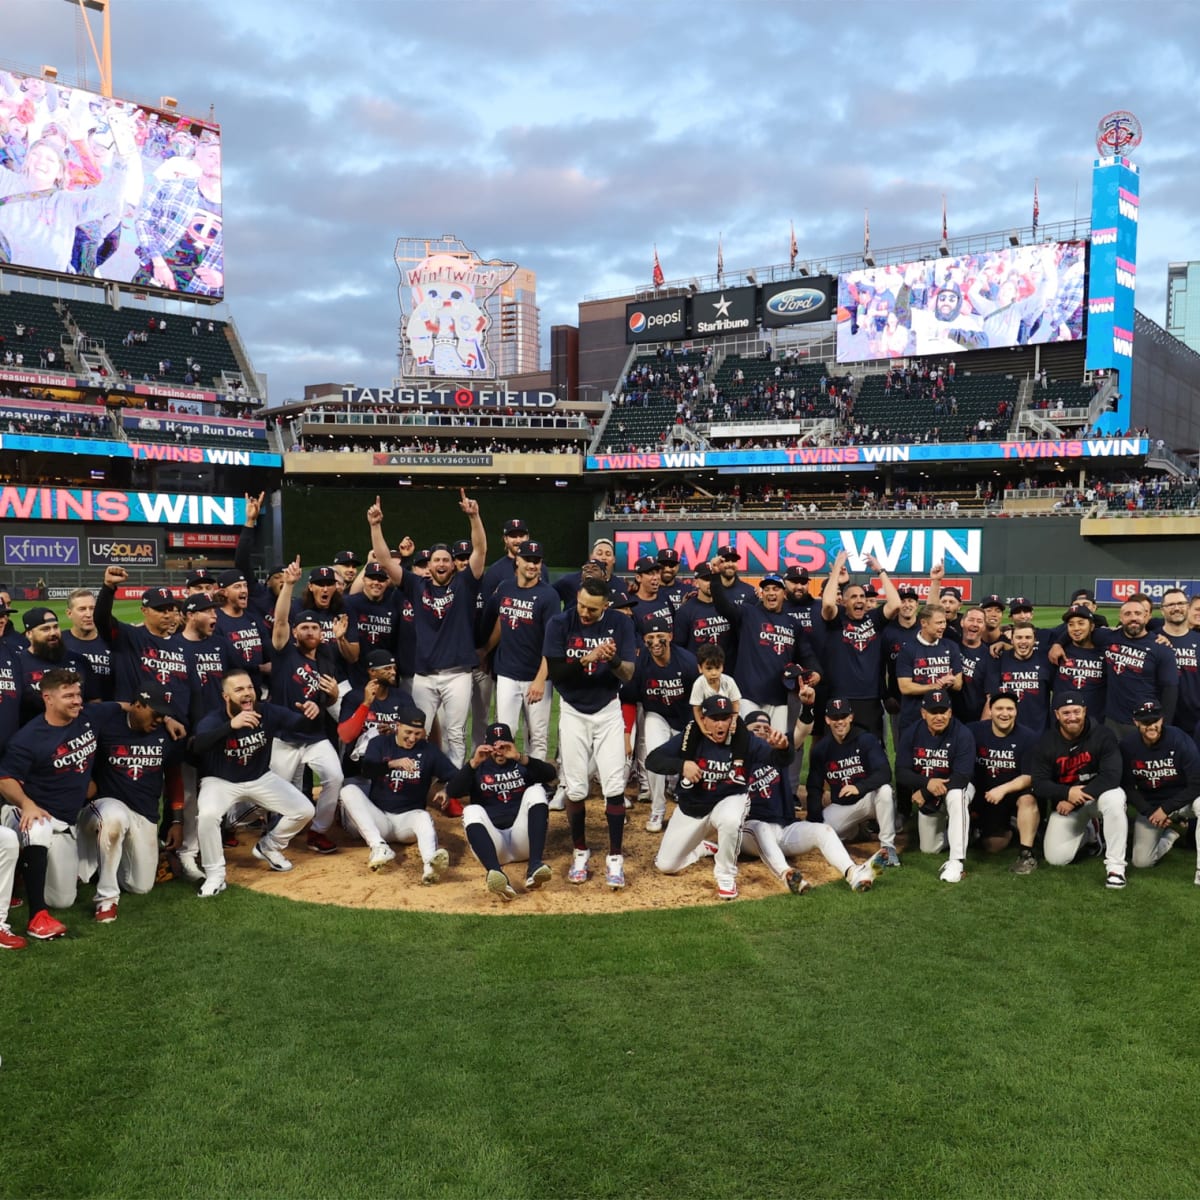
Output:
top-left (65, 0), bottom-right (112, 98)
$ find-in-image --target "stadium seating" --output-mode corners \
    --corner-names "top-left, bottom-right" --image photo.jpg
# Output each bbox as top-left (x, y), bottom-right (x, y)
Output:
top-left (706, 354), bottom-right (840, 423)
top-left (1030, 378), bottom-right (1096, 410)
top-left (595, 350), bottom-right (707, 452)
top-left (850, 370), bottom-right (1018, 442)
top-left (0, 292), bottom-right (73, 366)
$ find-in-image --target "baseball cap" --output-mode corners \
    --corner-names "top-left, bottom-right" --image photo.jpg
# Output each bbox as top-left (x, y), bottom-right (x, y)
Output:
top-left (939, 586), bottom-right (962, 600)
top-left (980, 594), bottom-right (1005, 610)
top-left (294, 609), bottom-right (323, 626)
top-left (634, 556), bottom-right (660, 573)
top-left (826, 698), bottom-right (854, 720)
top-left (862, 584), bottom-right (878, 598)
top-left (365, 649), bottom-right (396, 670)
top-left (22, 605), bottom-right (57, 630)
top-left (429, 542), bottom-right (450, 555)
top-left (217, 569), bottom-right (246, 588)
top-left (657, 548), bottom-right (680, 566)
top-left (988, 689), bottom-right (1021, 707)
top-left (1054, 691), bottom-right (1088, 710)
top-left (922, 690), bottom-right (952, 712)
top-left (503, 519), bottom-right (528, 536)
top-left (364, 562), bottom-right (389, 581)
top-left (486, 721), bottom-right (514, 743)
top-left (694, 562), bottom-right (714, 580)
top-left (333, 550), bottom-right (361, 566)
top-left (266, 563), bottom-right (286, 578)
top-left (743, 709), bottom-right (771, 726)
top-left (308, 566), bottom-right (337, 586)
top-left (1062, 604), bottom-right (1096, 623)
top-left (784, 565), bottom-right (810, 584)
top-left (700, 695), bottom-right (735, 718)
top-left (451, 540), bottom-right (472, 559)
top-left (140, 588), bottom-right (179, 611)
top-left (897, 586), bottom-right (920, 601)
top-left (1133, 701), bottom-right (1164, 723)
top-left (518, 541), bottom-right (544, 561)
top-left (1071, 588), bottom-right (1095, 602)
top-left (759, 574), bottom-right (785, 589)
top-left (0, 599), bottom-right (13, 616)
top-left (132, 679), bottom-right (172, 716)
top-left (781, 663), bottom-right (809, 691)
top-left (182, 594), bottom-right (216, 614)
top-left (413, 548), bottom-right (432, 565)
top-left (717, 545), bottom-right (740, 562)
top-left (642, 617), bottom-right (671, 636)
top-left (1009, 596), bottom-right (1034, 613)
top-left (186, 569), bottom-right (216, 587)
top-left (395, 706), bottom-right (426, 728)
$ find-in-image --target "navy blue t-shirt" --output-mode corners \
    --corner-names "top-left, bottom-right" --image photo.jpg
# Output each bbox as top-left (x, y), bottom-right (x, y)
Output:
top-left (90, 701), bottom-right (184, 821)
top-left (360, 734), bottom-right (457, 814)
top-left (339, 682), bottom-right (417, 769)
top-left (632, 645), bottom-right (699, 729)
top-left (485, 581), bottom-right (561, 681)
top-left (895, 636), bottom-right (963, 730)
top-left (106, 619), bottom-right (192, 724)
top-left (1095, 628), bottom-right (1178, 724)
top-left (671, 596), bottom-right (735, 666)
top-left (1120, 725), bottom-right (1200, 817)
top-left (62, 631), bottom-right (113, 701)
top-left (955, 642), bottom-right (989, 723)
top-left (968, 719), bottom-right (1037, 791)
top-left (269, 643), bottom-right (336, 746)
top-left (1164, 629), bottom-right (1200, 731)
top-left (342, 591), bottom-right (402, 688)
top-left (401, 569), bottom-right (483, 673)
top-left (193, 702), bottom-right (305, 783)
top-left (0, 646), bottom-right (21, 747)
top-left (984, 649), bottom-right (1055, 732)
top-left (181, 633), bottom-right (240, 726)
top-left (543, 607), bottom-right (637, 714)
top-left (13, 645), bottom-right (98, 724)
top-left (0, 711), bottom-right (97, 822)
top-left (1053, 642), bottom-right (1108, 722)
top-left (822, 608), bottom-right (890, 700)
top-left (214, 608), bottom-right (269, 687)
top-left (445, 754), bottom-right (557, 830)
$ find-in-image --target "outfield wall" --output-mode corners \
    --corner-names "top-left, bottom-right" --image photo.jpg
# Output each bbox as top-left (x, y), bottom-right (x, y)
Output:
top-left (588, 515), bottom-right (1199, 605)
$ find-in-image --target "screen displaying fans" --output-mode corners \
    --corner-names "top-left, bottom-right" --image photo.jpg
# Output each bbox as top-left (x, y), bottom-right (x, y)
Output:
top-left (0, 69), bottom-right (223, 299)
top-left (836, 241), bottom-right (1086, 363)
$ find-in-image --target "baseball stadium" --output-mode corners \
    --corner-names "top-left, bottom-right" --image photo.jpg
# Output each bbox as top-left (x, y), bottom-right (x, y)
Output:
top-left (3, 4), bottom-right (1200, 1199)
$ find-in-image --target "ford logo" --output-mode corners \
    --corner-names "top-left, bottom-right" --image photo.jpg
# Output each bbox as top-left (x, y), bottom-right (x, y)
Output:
top-left (766, 287), bottom-right (825, 316)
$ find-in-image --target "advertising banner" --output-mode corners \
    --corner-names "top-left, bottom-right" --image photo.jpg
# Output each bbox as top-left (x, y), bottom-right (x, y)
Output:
top-left (3, 534), bottom-right (80, 566)
top-left (88, 537), bottom-right (159, 567)
top-left (121, 411), bottom-right (267, 442)
top-left (836, 241), bottom-right (1086, 363)
top-left (760, 276), bottom-right (836, 327)
top-left (0, 487), bottom-right (246, 526)
top-left (373, 453), bottom-right (494, 468)
top-left (1093, 577), bottom-right (1200, 604)
top-left (625, 295), bottom-right (687, 344)
top-left (340, 386), bottom-right (556, 409)
top-left (690, 287), bottom-right (756, 337)
top-left (0, 432), bottom-right (279, 468)
top-left (0, 67), bottom-right (223, 298)
top-left (167, 532), bottom-right (241, 549)
top-left (0, 369), bottom-right (81, 389)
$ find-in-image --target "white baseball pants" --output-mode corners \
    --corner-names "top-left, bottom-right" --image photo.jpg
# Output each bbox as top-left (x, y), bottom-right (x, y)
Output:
top-left (655, 792), bottom-right (751, 892)
top-left (558, 697), bottom-right (626, 801)
top-left (196, 773), bottom-right (314, 878)
top-left (495, 675), bottom-right (553, 760)
top-left (462, 784), bottom-right (548, 867)
top-left (412, 668), bottom-right (473, 767)
top-left (822, 785), bottom-right (897, 849)
top-left (270, 738), bottom-right (345, 832)
top-left (76, 797), bottom-right (159, 903)
top-left (1043, 788), bottom-right (1128, 874)
top-left (340, 784), bottom-right (438, 863)
top-left (0, 825), bottom-right (18, 925)
top-left (742, 818), bottom-right (854, 882)
top-left (1, 805), bottom-right (78, 909)
top-left (1131, 797), bottom-right (1200, 868)
top-left (642, 711), bottom-right (681, 820)
top-left (470, 667), bottom-right (494, 748)
top-left (917, 784), bottom-right (974, 861)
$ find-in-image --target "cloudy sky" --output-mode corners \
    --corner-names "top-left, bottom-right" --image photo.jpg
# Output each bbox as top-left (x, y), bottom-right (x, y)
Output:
top-left (5, 0), bottom-right (1197, 402)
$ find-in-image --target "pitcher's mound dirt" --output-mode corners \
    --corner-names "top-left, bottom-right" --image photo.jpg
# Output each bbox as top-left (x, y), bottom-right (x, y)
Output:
top-left (220, 801), bottom-right (892, 916)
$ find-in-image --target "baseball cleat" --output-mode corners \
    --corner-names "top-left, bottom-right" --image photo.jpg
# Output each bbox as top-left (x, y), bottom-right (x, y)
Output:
top-left (645, 811), bottom-right (664, 834)
top-left (1105, 869), bottom-right (1127, 889)
top-left (785, 868), bottom-right (811, 895)
top-left (422, 848), bottom-right (450, 885)
top-left (94, 901), bottom-right (119, 923)
top-left (879, 846), bottom-right (902, 868)
top-left (568, 849), bottom-right (590, 884)
top-left (1010, 849), bottom-right (1038, 875)
top-left (700, 840), bottom-right (718, 858)
top-left (0, 922), bottom-right (27, 950)
top-left (717, 880), bottom-right (739, 901)
top-left (548, 785), bottom-right (566, 812)
top-left (525, 862), bottom-right (552, 890)
top-left (198, 876), bottom-right (227, 898)
top-left (847, 862), bottom-right (876, 892)
top-left (175, 851), bottom-right (205, 883)
top-left (1194, 869), bottom-right (1200, 888)
top-left (306, 830), bottom-right (338, 855)
top-left (486, 869), bottom-right (516, 902)
top-left (939, 859), bottom-right (965, 884)
top-left (26, 909), bottom-right (67, 939)
top-left (367, 844), bottom-right (396, 872)
top-left (605, 854), bottom-right (626, 889)
top-left (252, 839), bottom-right (294, 872)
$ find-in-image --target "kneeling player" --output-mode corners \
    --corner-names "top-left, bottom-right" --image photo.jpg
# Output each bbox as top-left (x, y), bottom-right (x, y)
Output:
top-left (739, 710), bottom-right (883, 894)
top-left (968, 691), bottom-right (1039, 872)
top-left (340, 706), bottom-right (454, 881)
top-left (445, 722), bottom-right (556, 901)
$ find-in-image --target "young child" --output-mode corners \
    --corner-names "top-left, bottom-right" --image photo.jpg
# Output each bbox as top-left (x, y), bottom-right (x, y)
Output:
top-left (680, 645), bottom-right (749, 787)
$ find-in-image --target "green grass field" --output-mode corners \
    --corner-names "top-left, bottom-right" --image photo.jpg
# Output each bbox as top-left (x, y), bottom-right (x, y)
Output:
top-left (7, 596), bottom-right (1186, 1199)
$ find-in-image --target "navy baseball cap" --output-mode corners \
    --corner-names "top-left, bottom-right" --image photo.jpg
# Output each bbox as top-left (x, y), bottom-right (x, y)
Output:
top-left (897, 586), bottom-right (920, 601)
top-left (22, 606), bottom-right (56, 630)
top-left (364, 563), bottom-right (389, 581)
top-left (642, 617), bottom-right (671, 636)
top-left (308, 566), bottom-right (337, 585)
top-left (826, 698), bottom-right (854, 719)
top-left (413, 548), bottom-right (432, 565)
top-left (141, 588), bottom-right (179, 610)
top-left (1062, 604), bottom-right (1095, 623)
top-left (922, 690), bottom-right (952, 712)
top-left (333, 550), bottom-right (361, 566)
top-left (981, 594), bottom-right (1005, 610)
top-left (743, 709), bottom-right (771, 726)
top-left (657, 548), bottom-right (680, 566)
top-left (700, 695), bottom-right (735, 718)
top-left (939, 586), bottom-right (962, 600)
top-left (132, 679), bottom-right (172, 716)
top-left (217, 569), bottom-right (246, 588)
top-left (294, 609), bottom-right (324, 626)
top-left (365, 649), bottom-right (396, 669)
top-left (1071, 588), bottom-right (1095, 602)
top-left (634, 556), bottom-right (660, 573)
top-left (784, 565), bottom-right (810, 584)
top-left (1054, 691), bottom-right (1088, 709)
top-left (781, 663), bottom-right (809, 691)
top-left (266, 564), bottom-right (286, 578)
top-left (486, 722), bottom-right (514, 743)
top-left (694, 562), bottom-right (714, 580)
top-left (717, 545), bottom-right (740, 562)
top-left (396, 706), bottom-right (426, 727)
top-left (518, 541), bottom-right (544, 561)
top-left (186, 569), bottom-right (216, 587)
top-left (759, 575), bottom-right (785, 589)
top-left (182, 594), bottom-right (216, 614)
top-left (989, 689), bottom-right (1021, 707)
top-left (1133, 701), bottom-right (1164, 723)
top-left (863, 584), bottom-right (878, 597)
top-left (503, 519), bottom-right (528, 536)
top-left (452, 540), bottom-right (472, 559)
top-left (1009, 596), bottom-right (1034, 613)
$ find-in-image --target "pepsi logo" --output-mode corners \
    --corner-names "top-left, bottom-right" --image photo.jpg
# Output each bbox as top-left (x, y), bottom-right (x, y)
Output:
top-left (766, 287), bottom-right (825, 317)
top-left (629, 312), bottom-right (647, 334)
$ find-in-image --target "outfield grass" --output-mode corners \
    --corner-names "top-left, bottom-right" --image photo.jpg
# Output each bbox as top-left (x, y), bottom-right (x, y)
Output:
top-left (5, 843), bottom-right (1200, 1200)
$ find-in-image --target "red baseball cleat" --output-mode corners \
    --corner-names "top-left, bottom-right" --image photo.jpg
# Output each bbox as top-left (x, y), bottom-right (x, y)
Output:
top-left (26, 909), bottom-right (67, 940)
top-left (0, 923), bottom-right (27, 950)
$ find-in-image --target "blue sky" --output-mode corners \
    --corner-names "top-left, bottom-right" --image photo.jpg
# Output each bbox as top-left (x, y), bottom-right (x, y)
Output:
top-left (5, 0), bottom-right (1197, 401)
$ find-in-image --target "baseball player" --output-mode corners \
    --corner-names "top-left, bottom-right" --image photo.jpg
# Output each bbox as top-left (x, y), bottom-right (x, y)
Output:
top-left (367, 490), bottom-right (486, 767)
top-left (180, 593), bottom-right (240, 722)
top-left (1030, 691), bottom-right (1128, 888)
top-left (337, 649), bottom-right (416, 769)
top-left (214, 567), bottom-right (270, 692)
top-left (672, 563), bottom-right (735, 666)
top-left (270, 559), bottom-right (346, 855)
top-left (633, 616), bottom-right (699, 832)
top-left (63, 587), bottom-right (114, 700)
top-left (339, 706), bottom-right (455, 879)
top-left (543, 576), bottom-right (637, 888)
top-left (982, 625), bottom-right (1054, 733)
top-left (968, 691), bottom-right (1039, 868)
top-left (739, 709), bottom-right (883, 894)
top-left (1091, 599), bottom-right (1179, 737)
top-left (445, 720), bottom-right (557, 901)
top-left (647, 694), bottom-right (778, 901)
top-left (481, 539), bottom-right (560, 760)
top-left (1158, 589), bottom-right (1200, 733)
top-left (76, 682), bottom-right (184, 922)
top-left (12, 605), bottom-right (97, 724)
top-left (332, 548), bottom-right (362, 593)
top-left (895, 689), bottom-right (976, 883)
top-left (954, 607), bottom-right (990, 723)
top-left (1120, 700), bottom-right (1200, 874)
top-left (656, 548), bottom-right (689, 608)
top-left (805, 697), bottom-right (899, 865)
top-left (192, 670), bottom-right (315, 896)
top-left (895, 604), bottom-right (963, 732)
top-left (341, 562), bottom-right (402, 688)
top-left (1050, 605), bottom-right (1108, 723)
top-left (0, 668), bottom-right (97, 938)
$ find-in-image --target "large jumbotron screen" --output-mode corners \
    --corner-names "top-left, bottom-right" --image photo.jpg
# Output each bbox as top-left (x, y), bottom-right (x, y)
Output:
top-left (835, 240), bottom-right (1086, 363)
top-left (0, 69), bottom-right (223, 299)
